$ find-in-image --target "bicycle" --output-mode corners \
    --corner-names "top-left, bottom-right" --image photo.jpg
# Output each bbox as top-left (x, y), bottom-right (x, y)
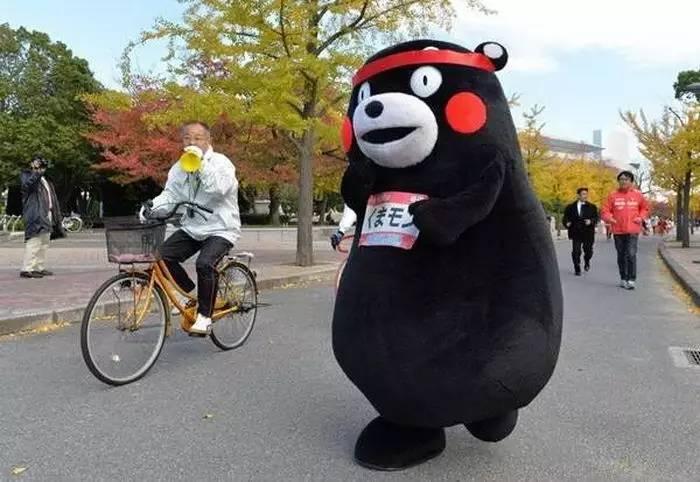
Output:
top-left (8, 215), bottom-right (21, 232)
top-left (334, 234), bottom-right (355, 292)
top-left (62, 212), bottom-right (83, 233)
top-left (1, 214), bottom-right (20, 231)
top-left (80, 201), bottom-right (259, 386)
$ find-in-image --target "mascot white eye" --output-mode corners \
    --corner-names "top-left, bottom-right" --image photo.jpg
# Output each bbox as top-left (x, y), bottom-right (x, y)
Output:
top-left (410, 66), bottom-right (442, 98)
top-left (358, 82), bottom-right (371, 103)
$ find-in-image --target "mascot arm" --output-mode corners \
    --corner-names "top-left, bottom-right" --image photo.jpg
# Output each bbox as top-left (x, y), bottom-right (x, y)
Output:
top-left (341, 159), bottom-right (376, 216)
top-left (409, 155), bottom-right (505, 246)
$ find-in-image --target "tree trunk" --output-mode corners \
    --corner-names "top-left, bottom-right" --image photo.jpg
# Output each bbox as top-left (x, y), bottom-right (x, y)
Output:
top-left (268, 183), bottom-right (281, 226)
top-left (296, 126), bottom-right (315, 266)
top-left (681, 170), bottom-right (692, 248)
top-left (675, 185), bottom-right (683, 242)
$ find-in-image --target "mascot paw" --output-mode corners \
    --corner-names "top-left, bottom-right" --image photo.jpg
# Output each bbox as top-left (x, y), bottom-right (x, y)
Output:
top-left (354, 416), bottom-right (445, 471)
top-left (409, 200), bottom-right (455, 246)
top-left (465, 410), bottom-right (519, 442)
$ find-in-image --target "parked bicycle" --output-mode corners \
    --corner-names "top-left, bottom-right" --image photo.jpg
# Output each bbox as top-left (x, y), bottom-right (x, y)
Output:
top-left (80, 201), bottom-right (259, 386)
top-left (62, 212), bottom-right (83, 233)
top-left (1, 214), bottom-right (22, 232)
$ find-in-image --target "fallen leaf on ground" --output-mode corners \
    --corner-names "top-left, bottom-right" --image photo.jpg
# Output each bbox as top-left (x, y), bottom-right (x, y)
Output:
top-left (11, 466), bottom-right (28, 476)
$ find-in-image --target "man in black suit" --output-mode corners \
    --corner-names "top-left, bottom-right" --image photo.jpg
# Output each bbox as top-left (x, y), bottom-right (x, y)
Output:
top-left (562, 187), bottom-right (599, 276)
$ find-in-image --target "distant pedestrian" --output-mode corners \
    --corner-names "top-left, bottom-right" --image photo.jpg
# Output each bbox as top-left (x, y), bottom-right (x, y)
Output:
top-left (562, 187), bottom-right (599, 276)
top-left (601, 171), bottom-right (649, 290)
top-left (19, 156), bottom-right (64, 278)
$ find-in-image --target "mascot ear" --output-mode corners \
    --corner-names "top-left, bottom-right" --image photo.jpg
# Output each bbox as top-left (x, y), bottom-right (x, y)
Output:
top-left (475, 42), bottom-right (508, 71)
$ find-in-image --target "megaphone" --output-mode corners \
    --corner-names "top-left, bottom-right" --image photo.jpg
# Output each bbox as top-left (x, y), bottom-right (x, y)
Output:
top-left (179, 146), bottom-right (203, 173)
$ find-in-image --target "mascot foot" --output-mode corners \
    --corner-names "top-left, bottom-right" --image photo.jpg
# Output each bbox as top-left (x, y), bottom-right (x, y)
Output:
top-left (354, 417), bottom-right (446, 471)
top-left (465, 410), bottom-right (519, 442)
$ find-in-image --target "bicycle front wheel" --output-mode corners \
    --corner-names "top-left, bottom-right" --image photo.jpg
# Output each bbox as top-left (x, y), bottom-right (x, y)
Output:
top-left (210, 261), bottom-right (258, 351)
top-left (80, 272), bottom-right (169, 385)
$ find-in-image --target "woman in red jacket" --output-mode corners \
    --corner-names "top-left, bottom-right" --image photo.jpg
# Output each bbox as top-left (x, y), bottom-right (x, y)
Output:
top-left (600, 171), bottom-right (649, 290)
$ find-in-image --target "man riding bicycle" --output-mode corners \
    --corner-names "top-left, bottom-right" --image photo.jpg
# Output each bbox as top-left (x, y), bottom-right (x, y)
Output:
top-left (141, 121), bottom-right (241, 336)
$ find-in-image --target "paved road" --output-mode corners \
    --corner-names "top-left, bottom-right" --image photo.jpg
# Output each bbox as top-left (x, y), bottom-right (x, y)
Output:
top-left (1, 237), bottom-right (699, 481)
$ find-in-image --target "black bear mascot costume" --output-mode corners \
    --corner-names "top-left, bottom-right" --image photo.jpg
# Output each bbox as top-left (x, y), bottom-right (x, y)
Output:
top-left (332, 39), bottom-right (563, 471)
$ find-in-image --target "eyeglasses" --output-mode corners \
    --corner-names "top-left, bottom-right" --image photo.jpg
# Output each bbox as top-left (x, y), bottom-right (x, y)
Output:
top-left (182, 136), bottom-right (209, 142)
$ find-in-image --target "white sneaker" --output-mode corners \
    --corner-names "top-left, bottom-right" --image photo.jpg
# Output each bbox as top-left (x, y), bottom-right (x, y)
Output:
top-left (189, 314), bottom-right (212, 336)
top-left (619, 280), bottom-right (628, 288)
top-left (626, 281), bottom-right (636, 290)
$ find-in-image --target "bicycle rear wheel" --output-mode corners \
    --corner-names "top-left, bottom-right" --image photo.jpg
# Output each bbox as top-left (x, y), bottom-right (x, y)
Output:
top-left (80, 272), bottom-right (169, 385)
top-left (210, 261), bottom-right (258, 351)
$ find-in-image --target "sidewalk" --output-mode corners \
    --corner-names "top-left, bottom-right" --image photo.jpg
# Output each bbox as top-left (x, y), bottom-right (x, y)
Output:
top-left (658, 233), bottom-right (700, 307)
top-left (0, 230), bottom-right (341, 335)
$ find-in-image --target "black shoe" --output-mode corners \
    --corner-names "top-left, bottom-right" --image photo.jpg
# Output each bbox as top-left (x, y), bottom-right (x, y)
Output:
top-left (19, 271), bottom-right (43, 278)
top-left (37, 270), bottom-right (53, 276)
top-left (354, 417), bottom-right (446, 471)
top-left (584, 261), bottom-right (590, 272)
top-left (574, 269), bottom-right (582, 276)
top-left (465, 410), bottom-right (519, 442)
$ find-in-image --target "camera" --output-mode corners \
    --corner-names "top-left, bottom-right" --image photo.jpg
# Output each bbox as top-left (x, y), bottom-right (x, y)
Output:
top-left (32, 157), bottom-right (49, 170)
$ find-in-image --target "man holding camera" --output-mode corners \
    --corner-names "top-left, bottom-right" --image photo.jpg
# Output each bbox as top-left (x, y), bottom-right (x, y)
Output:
top-left (19, 156), bottom-right (64, 278)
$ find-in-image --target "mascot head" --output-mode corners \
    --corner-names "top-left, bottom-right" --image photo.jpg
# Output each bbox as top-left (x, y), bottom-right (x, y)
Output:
top-left (342, 40), bottom-right (520, 194)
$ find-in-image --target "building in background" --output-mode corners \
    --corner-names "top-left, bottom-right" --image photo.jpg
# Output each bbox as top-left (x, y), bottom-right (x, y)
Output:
top-left (543, 129), bottom-right (633, 170)
top-left (542, 134), bottom-right (604, 161)
top-left (605, 130), bottom-right (632, 169)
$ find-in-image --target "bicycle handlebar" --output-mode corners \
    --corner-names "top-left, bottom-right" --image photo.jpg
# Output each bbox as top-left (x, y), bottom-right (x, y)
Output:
top-left (144, 201), bottom-right (213, 222)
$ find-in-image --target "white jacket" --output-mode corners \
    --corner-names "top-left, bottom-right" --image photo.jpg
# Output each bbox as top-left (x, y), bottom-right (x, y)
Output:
top-left (152, 147), bottom-right (241, 245)
top-left (338, 205), bottom-right (357, 233)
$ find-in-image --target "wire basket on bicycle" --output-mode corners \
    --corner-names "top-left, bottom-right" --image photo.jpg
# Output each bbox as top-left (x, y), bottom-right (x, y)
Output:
top-left (105, 220), bottom-right (166, 264)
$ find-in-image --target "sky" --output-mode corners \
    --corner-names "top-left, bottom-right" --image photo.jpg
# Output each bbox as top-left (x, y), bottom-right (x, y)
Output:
top-left (3, 0), bottom-right (700, 169)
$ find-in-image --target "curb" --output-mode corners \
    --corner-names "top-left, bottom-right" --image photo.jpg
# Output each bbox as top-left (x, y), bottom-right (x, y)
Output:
top-left (658, 242), bottom-right (700, 308)
top-left (0, 266), bottom-right (338, 336)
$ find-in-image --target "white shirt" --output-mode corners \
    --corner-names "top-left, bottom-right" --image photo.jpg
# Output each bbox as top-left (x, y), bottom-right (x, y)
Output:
top-left (577, 201), bottom-right (584, 216)
top-left (152, 147), bottom-right (241, 245)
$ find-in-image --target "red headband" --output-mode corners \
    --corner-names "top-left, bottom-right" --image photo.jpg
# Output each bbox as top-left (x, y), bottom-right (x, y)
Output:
top-left (352, 49), bottom-right (495, 86)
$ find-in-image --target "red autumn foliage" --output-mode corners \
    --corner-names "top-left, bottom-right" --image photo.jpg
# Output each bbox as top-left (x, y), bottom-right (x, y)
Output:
top-left (85, 98), bottom-right (182, 185)
top-left (86, 90), bottom-right (346, 194)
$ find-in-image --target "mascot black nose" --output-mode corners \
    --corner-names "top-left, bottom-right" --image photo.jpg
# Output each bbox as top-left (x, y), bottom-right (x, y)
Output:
top-left (365, 101), bottom-right (384, 118)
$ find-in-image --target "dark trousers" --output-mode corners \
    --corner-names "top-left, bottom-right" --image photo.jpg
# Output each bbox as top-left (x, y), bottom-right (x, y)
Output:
top-left (571, 234), bottom-right (594, 272)
top-left (613, 234), bottom-right (639, 281)
top-left (158, 230), bottom-right (232, 317)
